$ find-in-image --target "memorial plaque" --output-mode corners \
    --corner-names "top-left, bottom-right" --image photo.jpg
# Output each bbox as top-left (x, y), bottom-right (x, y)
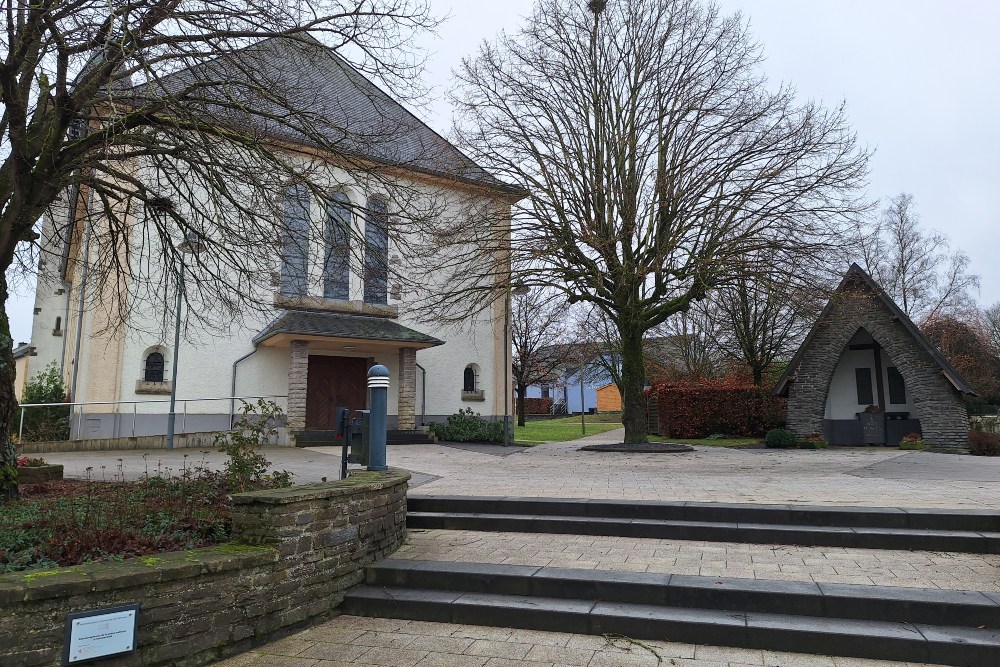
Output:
top-left (63, 604), bottom-right (139, 665)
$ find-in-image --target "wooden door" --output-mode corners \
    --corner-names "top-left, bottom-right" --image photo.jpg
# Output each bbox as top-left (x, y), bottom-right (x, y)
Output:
top-left (305, 356), bottom-right (368, 429)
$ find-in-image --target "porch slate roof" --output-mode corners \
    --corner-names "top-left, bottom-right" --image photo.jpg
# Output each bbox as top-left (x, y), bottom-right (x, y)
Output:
top-left (774, 263), bottom-right (976, 397)
top-left (253, 309), bottom-right (444, 348)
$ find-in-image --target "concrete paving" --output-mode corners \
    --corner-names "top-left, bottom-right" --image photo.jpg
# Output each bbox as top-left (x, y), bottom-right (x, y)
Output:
top-left (396, 529), bottom-right (1000, 592)
top-left (211, 615), bottom-right (938, 667)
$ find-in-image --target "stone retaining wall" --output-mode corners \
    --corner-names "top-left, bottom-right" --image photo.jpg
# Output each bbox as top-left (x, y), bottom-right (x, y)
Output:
top-left (0, 469), bottom-right (409, 667)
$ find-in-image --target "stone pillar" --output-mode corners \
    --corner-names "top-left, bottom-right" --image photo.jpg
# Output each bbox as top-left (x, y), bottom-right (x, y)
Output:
top-left (287, 340), bottom-right (309, 432)
top-left (398, 347), bottom-right (417, 430)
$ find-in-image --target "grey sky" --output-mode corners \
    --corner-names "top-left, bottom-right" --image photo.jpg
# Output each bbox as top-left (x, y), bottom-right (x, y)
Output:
top-left (8, 0), bottom-right (998, 345)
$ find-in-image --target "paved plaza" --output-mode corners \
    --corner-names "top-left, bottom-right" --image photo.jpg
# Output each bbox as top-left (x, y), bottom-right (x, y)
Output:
top-left (34, 432), bottom-right (1000, 667)
top-left (213, 615), bottom-right (938, 667)
top-left (40, 428), bottom-right (1000, 509)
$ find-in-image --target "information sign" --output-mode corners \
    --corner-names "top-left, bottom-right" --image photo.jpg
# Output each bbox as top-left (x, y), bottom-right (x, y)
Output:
top-left (62, 604), bottom-right (140, 665)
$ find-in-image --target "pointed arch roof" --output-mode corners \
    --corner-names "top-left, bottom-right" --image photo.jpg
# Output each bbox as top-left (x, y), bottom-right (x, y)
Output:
top-left (774, 263), bottom-right (975, 397)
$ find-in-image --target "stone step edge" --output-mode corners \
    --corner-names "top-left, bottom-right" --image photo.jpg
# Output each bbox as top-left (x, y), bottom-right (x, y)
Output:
top-left (407, 511), bottom-right (1000, 554)
top-left (342, 586), bottom-right (1000, 667)
top-left (365, 559), bottom-right (1000, 628)
top-left (408, 495), bottom-right (1000, 532)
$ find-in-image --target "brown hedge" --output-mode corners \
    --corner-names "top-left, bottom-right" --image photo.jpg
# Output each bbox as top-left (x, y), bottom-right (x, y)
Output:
top-left (523, 397), bottom-right (554, 414)
top-left (649, 378), bottom-right (786, 439)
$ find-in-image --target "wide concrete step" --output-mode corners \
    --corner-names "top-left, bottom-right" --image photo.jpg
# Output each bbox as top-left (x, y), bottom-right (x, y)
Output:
top-left (342, 584), bottom-right (1000, 667)
top-left (365, 560), bottom-right (1000, 628)
top-left (408, 510), bottom-right (1000, 554)
top-left (409, 495), bottom-right (1000, 532)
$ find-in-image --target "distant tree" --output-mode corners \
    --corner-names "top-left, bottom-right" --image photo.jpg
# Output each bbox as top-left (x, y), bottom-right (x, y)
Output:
top-left (19, 362), bottom-right (70, 443)
top-left (435, 0), bottom-right (869, 443)
top-left (858, 194), bottom-right (980, 322)
top-left (511, 289), bottom-right (573, 426)
top-left (985, 303), bottom-right (1000, 353)
top-left (652, 307), bottom-right (725, 381)
top-left (922, 315), bottom-right (1000, 404)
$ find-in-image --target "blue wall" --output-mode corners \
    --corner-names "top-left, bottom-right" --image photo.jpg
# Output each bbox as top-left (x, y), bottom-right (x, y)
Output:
top-left (523, 369), bottom-right (612, 414)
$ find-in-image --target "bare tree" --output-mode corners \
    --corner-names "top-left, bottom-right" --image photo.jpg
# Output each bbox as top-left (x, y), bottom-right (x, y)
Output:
top-left (858, 193), bottom-right (979, 322)
top-left (0, 1), bottom-right (445, 499)
top-left (985, 302), bottom-right (1000, 353)
top-left (431, 0), bottom-right (869, 443)
top-left (511, 289), bottom-right (573, 425)
top-left (652, 306), bottom-right (724, 381)
top-left (707, 272), bottom-right (824, 385)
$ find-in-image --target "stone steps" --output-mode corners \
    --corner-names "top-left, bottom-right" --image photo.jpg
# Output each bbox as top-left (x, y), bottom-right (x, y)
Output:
top-left (407, 496), bottom-right (1000, 553)
top-left (343, 560), bottom-right (1000, 666)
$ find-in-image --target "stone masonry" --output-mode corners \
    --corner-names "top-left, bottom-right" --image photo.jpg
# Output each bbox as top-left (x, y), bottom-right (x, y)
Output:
top-left (397, 347), bottom-right (417, 430)
top-left (786, 280), bottom-right (970, 451)
top-left (0, 469), bottom-right (410, 667)
top-left (287, 340), bottom-right (309, 433)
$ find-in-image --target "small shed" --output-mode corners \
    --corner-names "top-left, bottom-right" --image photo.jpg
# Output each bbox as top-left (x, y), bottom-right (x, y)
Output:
top-left (774, 264), bottom-right (975, 450)
top-left (596, 383), bottom-right (622, 413)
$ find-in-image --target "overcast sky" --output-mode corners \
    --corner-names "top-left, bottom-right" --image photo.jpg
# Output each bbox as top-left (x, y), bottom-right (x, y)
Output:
top-left (8, 0), bottom-right (999, 345)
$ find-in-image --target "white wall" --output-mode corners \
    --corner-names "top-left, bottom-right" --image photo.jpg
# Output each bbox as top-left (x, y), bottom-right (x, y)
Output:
top-left (824, 347), bottom-right (918, 420)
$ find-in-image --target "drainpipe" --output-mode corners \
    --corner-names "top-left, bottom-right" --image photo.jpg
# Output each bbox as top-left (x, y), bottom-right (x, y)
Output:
top-left (416, 362), bottom-right (427, 426)
top-left (68, 201), bottom-right (94, 438)
top-left (230, 347), bottom-right (257, 428)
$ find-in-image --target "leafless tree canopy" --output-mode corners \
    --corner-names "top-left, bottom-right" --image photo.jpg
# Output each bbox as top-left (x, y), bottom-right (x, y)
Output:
top-left (857, 193), bottom-right (980, 323)
top-left (511, 288), bottom-right (574, 424)
top-left (0, 0), bottom-right (449, 498)
top-left (439, 0), bottom-right (869, 442)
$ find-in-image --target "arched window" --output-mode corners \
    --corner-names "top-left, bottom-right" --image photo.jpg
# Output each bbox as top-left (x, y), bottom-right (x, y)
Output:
top-left (363, 197), bottom-right (389, 304)
top-left (144, 352), bottom-right (165, 383)
top-left (324, 192), bottom-right (351, 300)
top-left (280, 183), bottom-right (310, 296)
top-left (463, 366), bottom-right (477, 392)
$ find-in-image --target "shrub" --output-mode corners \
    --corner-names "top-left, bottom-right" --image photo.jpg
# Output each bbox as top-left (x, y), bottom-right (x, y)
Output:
top-left (649, 377), bottom-right (785, 439)
top-left (15, 457), bottom-right (46, 467)
top-left (765, 428), bottom-right (797, 448)
top-left (429, 408), bottom-right (503, 443)
top-left (523, 397), bottom-right (554, 414)
top-left (19, 362), bottom-right (70, 442)
top-left (798, 432), bottom-right (828, 449)
top-left (899, 433), bottom-right (924, 450)
top-left (213, 399), bottom-right (292, 492)
top-left (968, 430), bottom-right (1000, 456)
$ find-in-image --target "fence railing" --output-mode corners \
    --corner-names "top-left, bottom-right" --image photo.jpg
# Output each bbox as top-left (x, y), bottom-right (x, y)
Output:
top-left (17, 395), bottom-right (288, 442)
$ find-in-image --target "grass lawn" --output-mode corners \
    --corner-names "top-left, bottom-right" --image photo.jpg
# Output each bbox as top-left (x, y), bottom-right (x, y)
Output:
top-left (515, 415), bottom-right (623, 444)
top-left (648, 435), bottom-right (762, 447)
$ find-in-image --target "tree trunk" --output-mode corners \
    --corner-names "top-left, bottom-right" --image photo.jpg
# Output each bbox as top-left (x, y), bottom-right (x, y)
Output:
top-left (0, 273), bottom-right (19, 500)
top-left (620, 325), bottom-right (648, 444)
top-left (516, 382), bottom-right (527, 427)
top-left (752, 365), bottom-right (764, 386)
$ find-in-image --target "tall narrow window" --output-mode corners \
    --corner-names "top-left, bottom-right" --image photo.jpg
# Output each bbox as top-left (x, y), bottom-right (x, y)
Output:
top-left (855, 367), bottom-right (874, 405)
top-left (144, 352), bottom-right (165, 383)
top-left (280, 183), bottom-right (310, 296)
top-left (324, 193), bottom-right (351, 300)
top-left (464, 366), bottom-right (477, 392)
top-left (363, 197), bottom-right (389, 304)
top-left (887, 367), bottom-right (907, 405)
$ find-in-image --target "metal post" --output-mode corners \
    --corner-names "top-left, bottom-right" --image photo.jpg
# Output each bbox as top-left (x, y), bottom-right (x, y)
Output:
top-left (18, 407), bottom-right (24, 442)
top-left (580, 370), bottom-right (586, 436)
top-left (503, 285), bottom-right (512, 447)
top-left (132, 403), bottom-right (136, 437)
top-left (165, 256), bottom-right (185, 450)
top-left (366, 365), bottom-right (389, 471)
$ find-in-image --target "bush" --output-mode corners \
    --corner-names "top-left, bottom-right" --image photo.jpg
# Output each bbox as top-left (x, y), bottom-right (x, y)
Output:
top-left (15, 457), bottom-right (46, 467)
top-left (798, 432), bottom-right (828, 449)
top-left (20, 362), bottom-right (70, 442)
top-left (429, 408), bottom-right (503, 443)
top-left (968, 430), bottom-right (1000, 456)
top-left (649, 377), bottom-right (785, 439)
top-left (523, 397), bottom-right (553, 414)
top-left (213, 399), bottom-right (292, 492)
top-left (765, 428), bottom-right (797, 448)
top-left (899, 433), bottom-right (924, 450)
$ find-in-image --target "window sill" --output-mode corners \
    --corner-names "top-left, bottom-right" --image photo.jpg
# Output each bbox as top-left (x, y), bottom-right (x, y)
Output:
top-left (136, 380), bottom-right (172, 395)
top-left (274, 294), bottom-right (398, 318)
top-left (461, 390), bottom-right (486, 402)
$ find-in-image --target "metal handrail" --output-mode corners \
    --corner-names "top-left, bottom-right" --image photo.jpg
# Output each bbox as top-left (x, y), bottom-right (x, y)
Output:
top-left (18, 395), bottom-right (288, 442)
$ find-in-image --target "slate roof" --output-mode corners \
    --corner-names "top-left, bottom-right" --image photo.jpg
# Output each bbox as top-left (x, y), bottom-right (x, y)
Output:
top-left (125, 34), bottom-right (522, 196)
top-left (253, 309), bottom-right (444, 347)
top-left (774, 263), bottom-right (976, 397)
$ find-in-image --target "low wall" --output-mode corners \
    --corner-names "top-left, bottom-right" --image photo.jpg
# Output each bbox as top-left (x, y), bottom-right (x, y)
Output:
top-left (17, 429), bottom-right (290, 454)
top-left (0, 469), bottom-right (409, 667)
top-left (971, 415), bottom-right (1000, 435)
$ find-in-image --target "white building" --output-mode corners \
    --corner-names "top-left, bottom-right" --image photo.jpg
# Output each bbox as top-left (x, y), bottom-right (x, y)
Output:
top-left (25, 36), bottom-right (523, 445)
